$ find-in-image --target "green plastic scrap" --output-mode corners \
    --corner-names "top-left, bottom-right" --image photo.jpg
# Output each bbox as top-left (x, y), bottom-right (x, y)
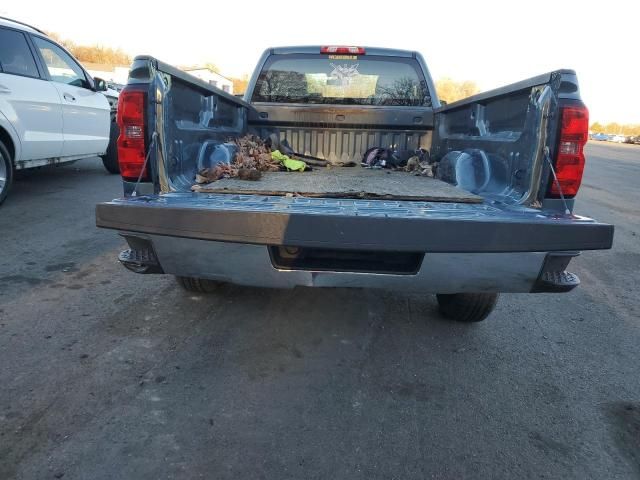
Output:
top-left (271, 150), bottom-right (307, 171)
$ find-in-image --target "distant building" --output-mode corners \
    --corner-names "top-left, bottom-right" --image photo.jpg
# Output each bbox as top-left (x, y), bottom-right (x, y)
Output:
top-left (83, 62), bottom-right (130, 86)
top-left (182, 67), bottom-right (233, 94)
top-left (83, 62), bottom-right (235, 94)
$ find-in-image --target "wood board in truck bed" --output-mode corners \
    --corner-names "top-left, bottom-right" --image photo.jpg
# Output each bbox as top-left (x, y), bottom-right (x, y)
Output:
top-left (192, 168), bottom-right (482, 203)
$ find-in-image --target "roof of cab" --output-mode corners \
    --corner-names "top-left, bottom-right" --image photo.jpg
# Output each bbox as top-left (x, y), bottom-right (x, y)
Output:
top-left (0, 16), bottom-right (44, 34)
top-left (269, 46), bottom-right (416, 58)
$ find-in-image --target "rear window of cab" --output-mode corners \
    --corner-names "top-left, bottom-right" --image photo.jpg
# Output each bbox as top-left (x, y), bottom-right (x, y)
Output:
top-left (252, 54), bottom-right (431, 107)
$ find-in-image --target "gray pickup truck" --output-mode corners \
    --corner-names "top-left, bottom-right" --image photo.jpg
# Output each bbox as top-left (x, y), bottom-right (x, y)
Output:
top-left (96, 46), bottom-right (613, 322)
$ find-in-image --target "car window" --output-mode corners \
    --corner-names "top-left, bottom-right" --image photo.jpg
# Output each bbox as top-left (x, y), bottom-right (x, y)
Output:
top-left (32, 36), bottom-right (90, 89)
top-left (0, 28), bottom-right (40, 78)
top-left (252, 54), bottom-right (431, 106)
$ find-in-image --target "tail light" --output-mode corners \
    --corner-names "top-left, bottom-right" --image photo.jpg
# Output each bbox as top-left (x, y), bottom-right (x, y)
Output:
top-left (117, 87), bottom-right (148, 181)
top-left (547, 105), bottom-right (589, 198)
top-left (320, 46), bottom-right (365, 55)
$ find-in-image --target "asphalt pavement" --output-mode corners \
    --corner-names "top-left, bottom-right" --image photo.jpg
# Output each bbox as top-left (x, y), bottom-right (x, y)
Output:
top-left (0, 142), bottom-right (638, 479)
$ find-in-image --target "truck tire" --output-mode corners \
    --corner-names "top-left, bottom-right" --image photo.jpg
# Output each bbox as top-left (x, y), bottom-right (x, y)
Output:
top-left (436, 293), bottom-right (499, 323)
top-left (175, 276), bottom-right (222, 293)
top-left (0, 140), bottom-right (13, 205)
top-left (101, 119), bottom-right (120, 174)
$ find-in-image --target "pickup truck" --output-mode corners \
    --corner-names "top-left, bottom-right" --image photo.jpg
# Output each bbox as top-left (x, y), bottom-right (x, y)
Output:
top-left (96, 46), bottom-right (614, 323)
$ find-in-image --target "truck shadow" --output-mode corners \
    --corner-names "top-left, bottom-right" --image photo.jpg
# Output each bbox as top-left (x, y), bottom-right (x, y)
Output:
top-left (3, 271), bottom-right (555, 480)
top-left (101, 280), bottom-right (488, 384)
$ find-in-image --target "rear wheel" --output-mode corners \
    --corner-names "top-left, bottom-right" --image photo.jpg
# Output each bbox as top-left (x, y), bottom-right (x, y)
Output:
top-left (175, 276), bottom-right (223, 293)
top-left (436, 293), bottom-right (499, 323)
top-left (0, 140), bottom-right (13, 205)
top-left (101, 119), bottom-right (120, 174)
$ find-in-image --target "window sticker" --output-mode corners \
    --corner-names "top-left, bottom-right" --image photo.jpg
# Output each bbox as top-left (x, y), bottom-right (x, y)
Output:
top-left (329, 63), bottom-right (360, 86)
top-left (327, 55), bottom-right (358, 60)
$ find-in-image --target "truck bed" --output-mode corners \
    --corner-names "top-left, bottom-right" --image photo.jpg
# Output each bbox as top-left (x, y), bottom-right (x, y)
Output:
top-left (192, 167), bottom-right (482, 203)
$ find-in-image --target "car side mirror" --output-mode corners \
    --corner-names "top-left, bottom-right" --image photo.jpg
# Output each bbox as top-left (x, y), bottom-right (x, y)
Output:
top-left (94, 77), bottom-right (108, 92)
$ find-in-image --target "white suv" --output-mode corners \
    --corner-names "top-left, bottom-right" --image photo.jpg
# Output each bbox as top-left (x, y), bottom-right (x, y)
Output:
top-left (0, 17), bottom-right (118, 204)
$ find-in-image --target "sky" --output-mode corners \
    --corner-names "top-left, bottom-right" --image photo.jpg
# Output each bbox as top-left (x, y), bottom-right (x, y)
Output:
top-left (3, 0), bottom-right (639, 124)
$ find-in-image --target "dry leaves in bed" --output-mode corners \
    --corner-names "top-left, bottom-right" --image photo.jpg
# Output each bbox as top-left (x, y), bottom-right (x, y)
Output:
top-left (405, 156), bottom-right (438, 177)
top-left (194, 135), bottom-right (280, 186)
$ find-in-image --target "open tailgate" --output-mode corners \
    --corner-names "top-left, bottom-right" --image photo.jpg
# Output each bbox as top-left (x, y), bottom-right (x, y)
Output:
top-left (96, 193), bottom-right (613, 253)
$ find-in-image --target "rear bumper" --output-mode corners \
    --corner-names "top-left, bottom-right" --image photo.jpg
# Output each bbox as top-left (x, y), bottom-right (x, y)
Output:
top-left (96, 193), bottom-right (614, 253)
top-left (120, 234), bottom-right (551, 293)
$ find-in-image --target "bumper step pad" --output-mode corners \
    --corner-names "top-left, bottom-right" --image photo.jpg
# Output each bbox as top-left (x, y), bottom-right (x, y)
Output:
top-left (534, 270), bottom-right (580, 293)
top-left (118, 248), bottom-right (163, 274)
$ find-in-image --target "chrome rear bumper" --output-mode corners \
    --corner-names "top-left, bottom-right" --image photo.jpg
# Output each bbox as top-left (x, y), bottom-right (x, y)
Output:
top-left (130, 234), bottom-right (549, 294)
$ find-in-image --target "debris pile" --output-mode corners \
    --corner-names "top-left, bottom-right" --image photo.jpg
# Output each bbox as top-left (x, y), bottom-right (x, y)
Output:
top-left (192, 135), bottom-right (438, 190)
top-left (406, 155), bottom-right (437, 177)
top-left (361, 147), bottom-right (437, 176)
top-left (195, 135), bottom-right (280, 184)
